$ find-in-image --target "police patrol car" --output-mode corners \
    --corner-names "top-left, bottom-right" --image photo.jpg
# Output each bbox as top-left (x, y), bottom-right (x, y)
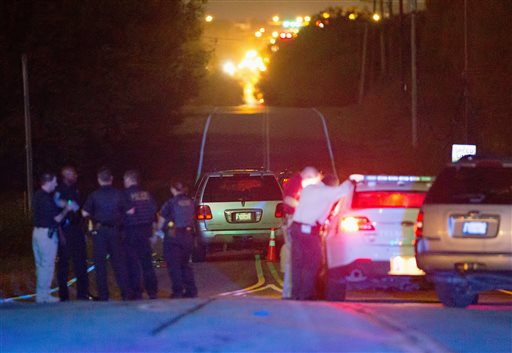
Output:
top-left (323, 174), bottom-right (434, 300)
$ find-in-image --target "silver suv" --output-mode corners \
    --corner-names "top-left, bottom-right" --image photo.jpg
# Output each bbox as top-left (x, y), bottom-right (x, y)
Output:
top-left (194, 170), bottom-right (283, 256)
top-left (415, 157), bottom-right (512, 307)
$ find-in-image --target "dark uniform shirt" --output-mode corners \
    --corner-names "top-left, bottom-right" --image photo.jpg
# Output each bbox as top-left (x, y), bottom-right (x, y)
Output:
top-left (32, 189), bottom-right (60, 228)
top-left (123, 185), bottom-right (157, 227)
top-left (55, 182), bottom-right (82, 226)
top-left (160, 194), bottom-right (195, 230)
top-left (83, 185), bottom-right (127, 226)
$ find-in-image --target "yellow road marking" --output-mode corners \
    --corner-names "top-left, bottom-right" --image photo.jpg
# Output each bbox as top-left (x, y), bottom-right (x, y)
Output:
top-left (218, 254), bottom-right (266, 296)
top-left (499, 290), bottom-right (512, 295)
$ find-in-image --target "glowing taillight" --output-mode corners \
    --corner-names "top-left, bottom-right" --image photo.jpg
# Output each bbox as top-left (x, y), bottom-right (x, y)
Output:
top-left (340, 216), bottom-right (375, 232)
top-left (196, 205), bottom-right (212, 220)
top-left (414, 210), bottom-right (423, 238)
top-left (275, 203), bottom-right (284, 218)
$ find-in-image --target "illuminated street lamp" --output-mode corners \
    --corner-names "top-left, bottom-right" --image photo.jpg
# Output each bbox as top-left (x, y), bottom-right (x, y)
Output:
top-left (348, 13), bottom-right (357, 20)
top-left (372, 13), bottom-right (381, 22)
top-left (272, 15), bottom-right (280, 23)
top-left (322, 12), bottom-right (330, 19)
top-left (272, 31), bottom-right (279, 38)
top-left (205, 15), bottom-right (213, 22)
top-left (304, 16), bottom-right (311, 22)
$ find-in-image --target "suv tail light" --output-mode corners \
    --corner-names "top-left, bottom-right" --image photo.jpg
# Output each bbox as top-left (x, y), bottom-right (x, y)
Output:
top-left (414, 209), bottom-right (424, 238)
top-left (196, 205), bottom-right (212, 220)
top-left (340, 216), bottom-right (375, 232)
top-left (275, 202), bottom-right (284, 218)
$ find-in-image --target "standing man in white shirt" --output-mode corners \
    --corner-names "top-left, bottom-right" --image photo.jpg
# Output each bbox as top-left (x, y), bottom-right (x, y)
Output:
top-left (290, 174), bottom-right (348, 300)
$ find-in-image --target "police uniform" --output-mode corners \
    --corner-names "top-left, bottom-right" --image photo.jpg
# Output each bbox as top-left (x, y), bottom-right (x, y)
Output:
top-left (123, 185), bottom-right (158, 299)
top-left (159, 193), bottom-right (198, 298)
top-left (55, 182), bottom-right (89, 301)
top-left (291, 182), bottom-right (348, 300)
top-left (32, 189), bottom-right (61, 303)
top-left (83, 186), bottom-right (130, 301)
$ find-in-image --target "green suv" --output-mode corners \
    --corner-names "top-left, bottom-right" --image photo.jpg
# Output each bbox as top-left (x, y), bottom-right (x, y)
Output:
top-left (194, 170), bottom-right (283, 256)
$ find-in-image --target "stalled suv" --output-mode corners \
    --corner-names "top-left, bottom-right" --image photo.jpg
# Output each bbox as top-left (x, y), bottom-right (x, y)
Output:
top-left (194, 170), bottom-right (283, 257)
top-left (415, 156), bottom-right (512, 307)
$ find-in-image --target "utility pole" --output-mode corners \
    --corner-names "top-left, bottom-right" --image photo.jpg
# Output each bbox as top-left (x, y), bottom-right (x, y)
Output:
top-left (358, 22), bottom-right (369, 104)
top-left (410, 0), bottom-right (418, 148)
top-left (399, 0), bottom-right (405, 91)
top-left (22, 53), bottom-right (34, 214)
top-left (463, 0), bottom-right (469, 143)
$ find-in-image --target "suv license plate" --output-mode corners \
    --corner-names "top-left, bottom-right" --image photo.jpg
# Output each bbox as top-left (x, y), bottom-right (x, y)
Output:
top-left (462, 221), bottom-right (487, 235)
top-left (235, 212), bottom-right (253, 222)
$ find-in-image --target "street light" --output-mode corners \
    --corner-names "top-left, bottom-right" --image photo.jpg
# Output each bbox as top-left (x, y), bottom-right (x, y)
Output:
top-left (272, 15), bottom-right (280, 23)
top-left (205, 15), bottom-right (213, 22)
top-left (372, 13), bottom-right (381, 22)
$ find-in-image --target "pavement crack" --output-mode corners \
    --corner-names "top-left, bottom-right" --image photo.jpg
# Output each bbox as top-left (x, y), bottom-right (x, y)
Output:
top-left (151, 298), bottom-right (216, 336)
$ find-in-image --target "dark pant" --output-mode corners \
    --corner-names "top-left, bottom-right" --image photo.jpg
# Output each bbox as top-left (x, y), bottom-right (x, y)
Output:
top-left (125, 225), bottom-right (158, 299)
top-left (290, 222), bottom-right (322, 300)
top-left (92, 227), bottom-right (129, 301)
top-left (57, 224), bottom-right (89, 300)
top-left (163, 229), bottom-right (197, 298)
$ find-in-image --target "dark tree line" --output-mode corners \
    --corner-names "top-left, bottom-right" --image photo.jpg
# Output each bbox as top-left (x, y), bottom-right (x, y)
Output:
top-left (260, 0), bottom-right (511, 157)
top-left (0, 0), bottom-right (208, 190)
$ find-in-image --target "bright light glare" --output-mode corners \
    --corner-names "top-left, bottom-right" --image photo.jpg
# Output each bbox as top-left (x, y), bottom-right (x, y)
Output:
top-left (205, 15), bottom-right (213, 22)
top-left (341, 217), bottom-right (360, 232)
top-left (272, 15), bottom-right (280, 23)
top-left (322, 12), bottom-right (330, 19)
top-left (222, 61), bottom-right (236, 76)
top-left (304, 16), bottom-right (311, 22)
top-left (246, 50), bottom-right (257, 59)
top-left (259, 27), bottom-right (265, 33)
top-left (272, 31), bottom-right (279, 38)
top-left (255, 31), bottom-right (262, 38)
top-left (270, 38), bottom-right (276, 44)
top-left (372, 13), bottom-right (381, 22)
top-left (348, 13), bottom-right (357, 20)
top-left (296, 16), bottom-right (303, 23)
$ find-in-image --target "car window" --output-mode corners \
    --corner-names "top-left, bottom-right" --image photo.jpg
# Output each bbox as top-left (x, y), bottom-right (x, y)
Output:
top-left (202, 175), bottom-right (282, 202)
top-left (425, 167), bottom-right (512, 205)
top-left (352, 191), bottom-right (426, 209)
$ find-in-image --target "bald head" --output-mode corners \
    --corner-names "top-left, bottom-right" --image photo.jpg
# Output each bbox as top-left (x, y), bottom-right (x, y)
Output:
top-left (300, 166), bottom-right (321, 188)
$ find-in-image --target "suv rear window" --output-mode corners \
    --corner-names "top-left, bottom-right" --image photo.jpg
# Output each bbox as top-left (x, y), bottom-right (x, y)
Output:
top-left (202, 175), bottom-right (282, 202)
top-left (425, 167), bottom-right (512, 204)
top-left (352, 191), bottom-right (426, 209)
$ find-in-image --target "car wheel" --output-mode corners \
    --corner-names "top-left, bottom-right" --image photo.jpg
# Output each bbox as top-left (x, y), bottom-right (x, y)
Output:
top-left (434, 281), bottom-right (479, 308)
top-left (325, 270), bottom-right (347, 301)
top-left (192, 238), bottom-right (207, 263)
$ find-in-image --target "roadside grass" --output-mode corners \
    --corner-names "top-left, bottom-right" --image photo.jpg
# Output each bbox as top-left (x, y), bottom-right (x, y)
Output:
top-left (0, 192), bottom-right (35, 299)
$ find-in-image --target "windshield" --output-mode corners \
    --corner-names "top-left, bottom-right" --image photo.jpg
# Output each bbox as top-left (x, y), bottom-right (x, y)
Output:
top-left (424, 167), bottom-right (512, 204)
top-left (202, 175), bottom-right (282, 202)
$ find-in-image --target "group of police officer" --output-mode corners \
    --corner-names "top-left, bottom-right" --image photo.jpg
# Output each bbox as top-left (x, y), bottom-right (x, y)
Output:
top-left (31, 166), bottom-right (197, 303)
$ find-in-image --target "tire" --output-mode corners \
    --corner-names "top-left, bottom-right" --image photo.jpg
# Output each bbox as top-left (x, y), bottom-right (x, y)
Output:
top-left (192, 238), bottom-right (207, 263)
top-left (434, 281), bottom-right (479, 308)
top-left (325, 270), bottom-right (347, 302)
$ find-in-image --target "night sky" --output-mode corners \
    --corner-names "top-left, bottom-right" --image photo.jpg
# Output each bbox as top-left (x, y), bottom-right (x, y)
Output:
top-left (206, 0), bottom-right (367, 20)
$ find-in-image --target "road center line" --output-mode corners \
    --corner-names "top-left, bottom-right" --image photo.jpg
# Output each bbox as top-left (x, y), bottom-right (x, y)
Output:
top-left (218, 254), bottom-right (266, 296)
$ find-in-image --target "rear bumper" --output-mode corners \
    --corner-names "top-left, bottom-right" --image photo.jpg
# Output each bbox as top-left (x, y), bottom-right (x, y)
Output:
top-left (197, 228), bottom-right (283, 244)
top-left (416, 238), bottom-right (512, 271)
top-left (416, 251), bottom-right (512, 272)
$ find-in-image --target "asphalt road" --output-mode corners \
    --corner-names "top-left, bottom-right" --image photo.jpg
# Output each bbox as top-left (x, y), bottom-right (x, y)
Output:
top-left (2, 251), bottom-right (511, 353)
top-left (198, 106), bottom-right (336, 178)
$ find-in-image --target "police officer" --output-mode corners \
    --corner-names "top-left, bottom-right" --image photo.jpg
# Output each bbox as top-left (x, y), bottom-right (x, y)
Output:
top-left (290, 174), bottom-right (348, 300)
top-left (281, 166), bottom-right (321, 299)
top-left (55, 166), bottom-right (89, 301)
top-left (32, 172), bottom-right (74, 303)
top-left (123, 170), bottom-right (158, 300)
top-left (81, 167), bottom-right (132, 301)
top-left (157, 181), bottom-right (198, 299)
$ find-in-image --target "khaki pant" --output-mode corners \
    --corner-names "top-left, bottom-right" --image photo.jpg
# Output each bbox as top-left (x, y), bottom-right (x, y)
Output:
top-left (32, 227), bottom-right (58, 302)
top-left (280, 216), bottom-right (293, 299)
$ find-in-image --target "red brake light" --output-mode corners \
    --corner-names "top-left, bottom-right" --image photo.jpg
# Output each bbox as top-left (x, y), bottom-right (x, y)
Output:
top-left (414, 210), bottom-right (423, 238)
top-left (196, 205), bottom-right (212, 220)
top-left (281, 177), bottom-right (290, 188)
top-left (275, 203), bottom-right (284, 218)
top-left (340, 216), bottom-right (375, 232)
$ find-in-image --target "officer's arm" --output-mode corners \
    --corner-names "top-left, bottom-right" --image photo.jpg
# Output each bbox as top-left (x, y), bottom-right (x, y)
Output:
top-left (284, 195), bottom-right (299, 209)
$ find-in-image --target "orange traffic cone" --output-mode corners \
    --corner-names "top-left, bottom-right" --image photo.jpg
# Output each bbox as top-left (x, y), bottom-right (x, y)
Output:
top-left (266, 228), bottom-right (277, 262)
